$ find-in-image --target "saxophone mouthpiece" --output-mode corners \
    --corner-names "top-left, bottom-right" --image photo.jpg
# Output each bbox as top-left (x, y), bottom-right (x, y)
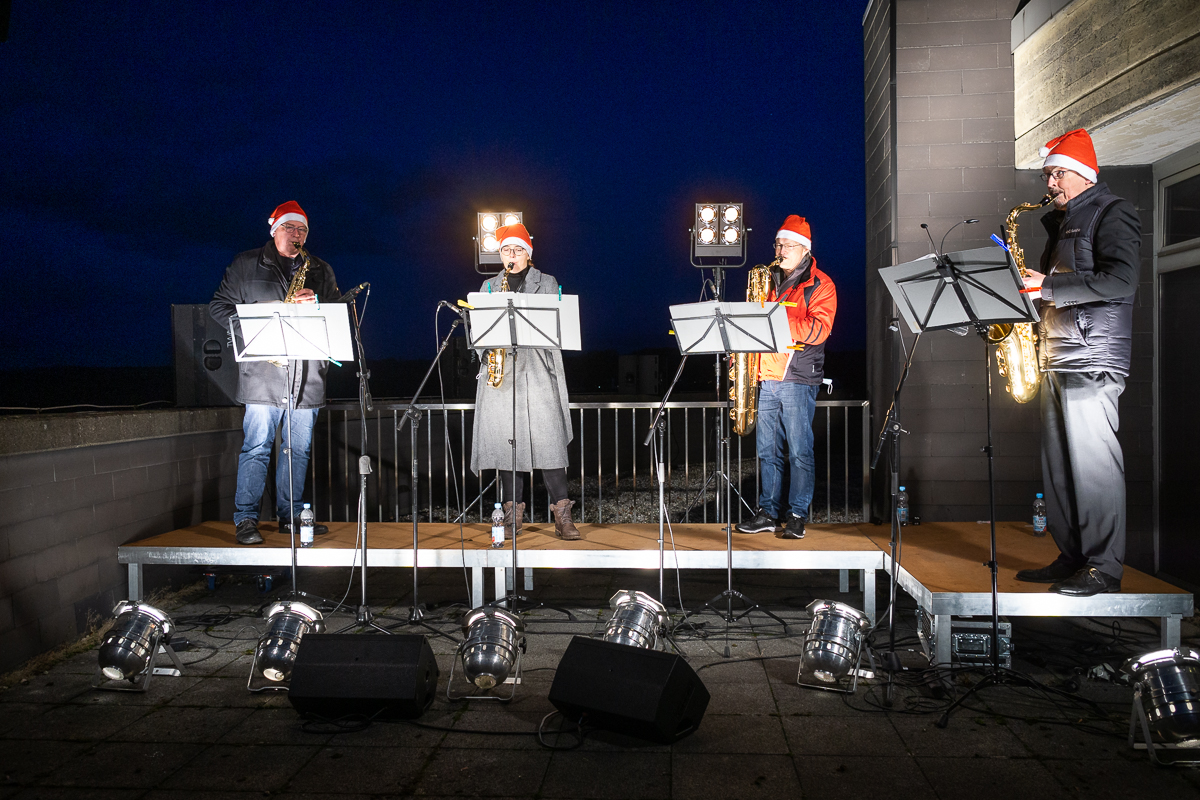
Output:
top-left (1039, 194), bottom-right (1054, 206)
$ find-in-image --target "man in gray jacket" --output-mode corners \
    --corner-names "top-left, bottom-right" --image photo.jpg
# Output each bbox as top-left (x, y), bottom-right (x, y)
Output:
top-left (1016, 130), bottom-right (1140, 596)
top-left (210, 201), bottom-right (340, 545)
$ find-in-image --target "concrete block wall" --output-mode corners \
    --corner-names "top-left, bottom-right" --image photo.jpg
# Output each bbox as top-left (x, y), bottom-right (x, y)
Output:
top-left (0, 409), bottom-right (242, 673)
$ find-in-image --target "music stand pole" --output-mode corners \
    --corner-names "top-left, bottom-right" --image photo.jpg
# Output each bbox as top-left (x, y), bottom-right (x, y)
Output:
top-left (644, 355), bottom-right (691, 604)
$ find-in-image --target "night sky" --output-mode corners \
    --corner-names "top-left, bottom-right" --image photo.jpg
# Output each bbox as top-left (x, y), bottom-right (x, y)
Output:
top-left (1, 2), bottom-right (867, 372)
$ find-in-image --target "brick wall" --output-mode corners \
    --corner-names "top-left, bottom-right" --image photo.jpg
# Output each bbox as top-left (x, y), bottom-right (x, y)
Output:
top-left (0, 409), bottom-right (242, 672)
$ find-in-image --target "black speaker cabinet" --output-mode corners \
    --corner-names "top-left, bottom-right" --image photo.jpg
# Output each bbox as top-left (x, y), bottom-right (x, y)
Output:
top-left (171, 303), bottom-right (238, 407)
top-left (548, 636), bottom-right (709, 743)
top-left (287, 634), bottom-right (439, 720)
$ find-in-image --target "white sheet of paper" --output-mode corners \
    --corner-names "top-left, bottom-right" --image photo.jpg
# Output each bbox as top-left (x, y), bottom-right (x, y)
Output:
top-left (668, 301), bottom-right (791, 355)
top-left (466, 292), bottom-right (581, 351)
top-left (234, 302), bottom-right (355, 362)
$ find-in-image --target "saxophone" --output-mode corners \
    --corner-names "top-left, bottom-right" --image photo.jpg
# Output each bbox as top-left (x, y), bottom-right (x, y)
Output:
top-left (729, 257), bottom-right (779, 435)
top-left (268, 246), bottom-right (312, 368)
top-left (485, 267), bottom-right (511, 388)
top-left (987, 195), bottom-right (1052, 403)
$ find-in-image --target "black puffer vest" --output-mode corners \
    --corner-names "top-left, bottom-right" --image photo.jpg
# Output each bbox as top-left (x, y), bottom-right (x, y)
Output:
top-left (1037, 185), bottom-right (1133, 375)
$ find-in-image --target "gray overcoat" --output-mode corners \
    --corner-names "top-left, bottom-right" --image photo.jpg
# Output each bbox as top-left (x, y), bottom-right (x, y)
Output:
top-left (470, 267), bottom-right (573, 474)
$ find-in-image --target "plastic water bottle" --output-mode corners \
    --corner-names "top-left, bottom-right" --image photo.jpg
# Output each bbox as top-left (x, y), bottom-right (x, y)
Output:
top-left (896, 486), bottom-right (909, 526)
top-left (1032, 493), bottom-right (1047, 536)
top-left (299, 503), bottom-right (315, 548)
top-left (490, 503), bottom-right (505, 548)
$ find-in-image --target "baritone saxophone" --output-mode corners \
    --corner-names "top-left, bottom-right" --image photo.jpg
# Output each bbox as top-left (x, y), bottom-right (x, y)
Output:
top-left (729, 257), bottom-right (779, 435)
top-left (987, 195), bottom-right (1052, 403)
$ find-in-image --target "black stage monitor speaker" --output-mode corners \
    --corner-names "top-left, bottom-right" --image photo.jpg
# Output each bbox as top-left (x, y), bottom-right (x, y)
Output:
top-left (287, 634), bottom-right (439, 720)
top-left (171, 303), bottom-right (239, 406)
top-left (548, 636), bottom-right (709, 743)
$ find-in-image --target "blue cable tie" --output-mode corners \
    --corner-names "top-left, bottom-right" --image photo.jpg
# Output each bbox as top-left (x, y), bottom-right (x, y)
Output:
top-left (990, 234), bottom-right (1009, 250)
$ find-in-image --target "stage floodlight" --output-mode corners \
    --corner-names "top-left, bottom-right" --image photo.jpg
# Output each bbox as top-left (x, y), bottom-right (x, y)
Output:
top-left (692, 202), bottom-right (745, 265)
top-left (799, 599), bottom-right (871, 685)
top-left (458, 606), bottom-right (525, 689)
top-left (476, 210), bottom-right (524, 272)
top-left (1123, 647), bottom-right (1200, 744)
top-left (251, 601), bottom-right (325, 688)
top-left (602, 590), bottom-right (668, 650)
top-left (97, 601), bottom-right (175, 682)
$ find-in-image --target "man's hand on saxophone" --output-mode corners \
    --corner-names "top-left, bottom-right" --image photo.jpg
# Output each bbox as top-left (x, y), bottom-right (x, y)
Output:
top-left (288, 288), bottom-right (318, 304)
top-left (1021, 268), bottom-right (1045, 300)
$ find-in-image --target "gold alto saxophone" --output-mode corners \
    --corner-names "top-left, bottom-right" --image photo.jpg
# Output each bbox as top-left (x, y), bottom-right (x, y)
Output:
top-left (269, 246), bottom-right (312, 368)
top-left (729, 257), bottom-right (779, 435)
top-left (987, 195), bottom-right (1052, 403)
top-left (485, 267), bottom-right (511, 388)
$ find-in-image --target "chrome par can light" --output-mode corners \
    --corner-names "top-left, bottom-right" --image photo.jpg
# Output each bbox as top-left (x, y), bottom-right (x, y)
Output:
top-left (801, 599), bottom-right (871, 684)
top-left (97, 601), bottom-right (174, 681)
top-left (1123, 647), bottom-right (1200, 743)
top-left (603, 590), bottom-right (668, 650)
top-left (252, 601), bottom-right (325, 687)
top-left (460, 606), bottom-right (525, 690)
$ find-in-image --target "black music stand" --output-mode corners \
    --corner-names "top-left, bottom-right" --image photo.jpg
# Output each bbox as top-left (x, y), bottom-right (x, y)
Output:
top-left (877, 244), bottom-right (1039, 718)
top-left (667, 299), bottom-right (792, 653)
top-left (466, 290), bottom-right (581, 612)
top-left (233, 302), bottom-right (353, 604)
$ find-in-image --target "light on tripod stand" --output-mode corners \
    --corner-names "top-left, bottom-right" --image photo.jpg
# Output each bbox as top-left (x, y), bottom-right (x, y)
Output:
top-left (1122, 647), bottom-right (1200, 743)
top-left (253, 601), bottom-right (325, 684)
top-left (800, 599), bottom-right (871, 684)
top-left (459, 606), bottom-right (525, 689)
top-left (97, 601), bottom-right (174, 681)
top-left (603, 590), bottom-right (668, 650)
top-left (692, 202), bottom-right (744, 261)
top-left (476, 211), bottom-right (524, 269)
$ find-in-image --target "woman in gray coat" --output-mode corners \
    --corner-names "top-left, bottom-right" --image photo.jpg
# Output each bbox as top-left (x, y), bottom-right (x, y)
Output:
top-left (471, 222), bottom-right (581, 540)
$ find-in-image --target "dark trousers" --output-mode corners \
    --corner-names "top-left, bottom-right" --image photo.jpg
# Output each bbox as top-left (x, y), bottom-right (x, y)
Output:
top-left (499, 468), bottom-right (569, 505)
top-left (1040, 371), bottom-right (1126, 579)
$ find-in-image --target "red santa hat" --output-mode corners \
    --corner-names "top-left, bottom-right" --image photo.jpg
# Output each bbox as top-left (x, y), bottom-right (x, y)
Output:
top-left (1039, 129), bottom-right (1098, 183)
top-left (776, 215), bottom-right (812, 249)
top-left (496, 223), bottom-right (533, 257)
top-left (268, 201), bottom-right (308, 235)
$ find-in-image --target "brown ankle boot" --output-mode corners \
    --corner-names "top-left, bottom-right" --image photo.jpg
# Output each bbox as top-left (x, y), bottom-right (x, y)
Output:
top-left (550, 499), bottom-right (581, 541)
top-left (503, 501), bottom-right (525, 537)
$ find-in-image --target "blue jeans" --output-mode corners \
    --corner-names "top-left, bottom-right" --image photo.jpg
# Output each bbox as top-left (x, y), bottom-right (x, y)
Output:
top-left (234, 404), bottom-right (319, 525)
top-left (755, 380), bottom-right (819, 520)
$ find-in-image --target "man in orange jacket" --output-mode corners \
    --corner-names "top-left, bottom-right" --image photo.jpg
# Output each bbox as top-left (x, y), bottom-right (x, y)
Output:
top-left (736, 215), bottom-right (837, 539)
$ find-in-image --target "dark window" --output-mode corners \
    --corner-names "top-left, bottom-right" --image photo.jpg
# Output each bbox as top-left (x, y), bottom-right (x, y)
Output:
top-left (1164, 173), bottom-right (1200, 246)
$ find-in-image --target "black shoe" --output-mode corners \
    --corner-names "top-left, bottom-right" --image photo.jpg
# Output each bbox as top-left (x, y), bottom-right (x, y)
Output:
top-left (1015, 559), bottom-right (1081, 583)
top-left (235, 519), bottom-right (263, 545)
top-left (736, 510), bottom-right (778, 534)
top-left (1050, 567), bottom-right (1121, 597)
top-left (279, 521), bottom-right (330, 537)
top-left (781, 514), bottom-right (806, 540)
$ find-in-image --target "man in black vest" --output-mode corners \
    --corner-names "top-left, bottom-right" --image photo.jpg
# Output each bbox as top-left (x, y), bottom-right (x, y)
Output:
top-left (1016, 129), bottom-right (1140, 596)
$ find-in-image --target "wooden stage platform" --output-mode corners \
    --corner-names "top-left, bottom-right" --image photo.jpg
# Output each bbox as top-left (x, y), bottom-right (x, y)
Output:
top-left (118, 519), bottom-right (1192, 655)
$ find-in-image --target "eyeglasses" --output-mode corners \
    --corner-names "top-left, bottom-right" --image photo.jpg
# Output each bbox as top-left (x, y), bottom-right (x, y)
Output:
top-left (1041, 169), bottom-right (1071, 184)
top-left (773, 242), bottom-right (804, 252)
top-left (280, 223), bottom-right (309, 235)
top-left (500, 246), bottom-right (526, 257)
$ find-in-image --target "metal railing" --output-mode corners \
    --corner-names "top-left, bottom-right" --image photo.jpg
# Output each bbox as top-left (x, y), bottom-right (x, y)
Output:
top-left (295, 400), bottom-right (870, 526)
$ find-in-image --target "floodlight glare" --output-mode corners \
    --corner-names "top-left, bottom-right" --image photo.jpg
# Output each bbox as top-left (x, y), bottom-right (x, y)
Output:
top-left (482, 235), bottom-right (499, 251)
top-left (692, 202), bottom-right (745, 264)
top-left (253, 601), bottom-right (325, 684)
top-left (1123, 648), bottom-right (1200, 743)
top-left (603, 590), bottom-right (668, 650)
top-left (476, 211), bottom-right (524, 270)
top-left (503, 213), bottom-right (520, 226)
top-left (459, 606), bottom-right (525, 689)
top-left (481, 214), bottom-right (499, 233)
top-left (723, 226), bottom-right (740, 244)
top-left (97, 601), bottom-right (174, 681)
top-left (699, 228), bottom-right (715, 244)
top-left (724, 206), bottom-right (739, 223)
top-left (699, 206), bottom-right (716, 223)
top-left (800, 599), bottom-right (871, 683)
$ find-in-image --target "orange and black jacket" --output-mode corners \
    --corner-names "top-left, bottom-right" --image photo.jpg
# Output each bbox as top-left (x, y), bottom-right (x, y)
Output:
top-left (757, 256), bottom-right (837, 385)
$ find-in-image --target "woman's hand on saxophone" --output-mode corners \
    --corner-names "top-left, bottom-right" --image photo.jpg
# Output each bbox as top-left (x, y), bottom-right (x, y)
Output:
top-left (1021, 269), bottom-right (1045, 300)
top-left (291, 288), bottom-right (318, 304)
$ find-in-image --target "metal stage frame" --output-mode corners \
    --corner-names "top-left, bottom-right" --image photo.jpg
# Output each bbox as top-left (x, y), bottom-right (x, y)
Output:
top-left (118, 521), bottom-right (1190, 653)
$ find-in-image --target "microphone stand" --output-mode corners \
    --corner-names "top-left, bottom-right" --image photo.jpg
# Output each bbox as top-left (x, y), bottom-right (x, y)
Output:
top-left (390, 303), bottom-right (467, 643)
top-left (334, 287), bottom-right (393, 634)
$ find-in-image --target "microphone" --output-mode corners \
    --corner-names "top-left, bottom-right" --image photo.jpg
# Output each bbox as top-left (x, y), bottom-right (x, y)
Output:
top-left (438, 300), bottom-right (467, 317)
top-left (338, 282), bottom-right (370, 303)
